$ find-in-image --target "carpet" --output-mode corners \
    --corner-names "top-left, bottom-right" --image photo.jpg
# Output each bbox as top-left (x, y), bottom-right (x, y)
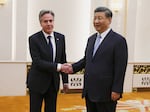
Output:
top-left (61, 99), bottom-right (150, 112)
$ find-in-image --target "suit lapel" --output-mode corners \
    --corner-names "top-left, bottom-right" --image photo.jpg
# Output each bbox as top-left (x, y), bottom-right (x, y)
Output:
top-left (39, 31), bottom-right (49, 49)
top-left (54, 32), bottom-right (60, 62)
top-left (39, 31), bottom-right (47, 42)
top-left (86, 34), bottom-right (97, 61)
top-left (93, 30), bottom-right (113, 58)
top-left (39, 31), bottom-right (53, 59)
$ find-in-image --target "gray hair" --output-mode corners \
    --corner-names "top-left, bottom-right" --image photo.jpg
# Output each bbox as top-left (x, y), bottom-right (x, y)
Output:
top-left (94, 7), bottom-right (113, 18)
top-left (39, 10), bottom-right (55, 22)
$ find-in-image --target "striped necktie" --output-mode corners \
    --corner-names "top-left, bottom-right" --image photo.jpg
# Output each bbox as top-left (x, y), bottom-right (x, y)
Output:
top-left (93, 35), bottom-right (102, 56)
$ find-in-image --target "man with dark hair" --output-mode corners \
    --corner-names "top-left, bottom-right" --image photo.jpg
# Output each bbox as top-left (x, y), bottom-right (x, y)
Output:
top-left (63, 6), bottom-right (128, 112)
top-left (27, 10), bottom-right (68, 112)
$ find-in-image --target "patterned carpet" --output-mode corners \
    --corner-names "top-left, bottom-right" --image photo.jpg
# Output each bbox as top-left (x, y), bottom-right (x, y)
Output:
top-left (61, 99), bottom-right (150, 112)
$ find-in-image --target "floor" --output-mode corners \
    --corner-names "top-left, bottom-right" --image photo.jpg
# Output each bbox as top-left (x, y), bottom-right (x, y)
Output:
top-left (0, 92), bottom-right (150, 112)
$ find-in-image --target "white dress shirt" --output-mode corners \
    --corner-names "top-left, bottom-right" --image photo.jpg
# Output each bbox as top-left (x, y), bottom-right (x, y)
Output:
top-left (42, 31), bottom-right (61, 71)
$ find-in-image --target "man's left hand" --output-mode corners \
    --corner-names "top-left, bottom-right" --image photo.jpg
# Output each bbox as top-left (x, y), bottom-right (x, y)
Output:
top-left (63, 84), bottom-right (69, 93)
top-left (111, 92), bottom-right (120, 101)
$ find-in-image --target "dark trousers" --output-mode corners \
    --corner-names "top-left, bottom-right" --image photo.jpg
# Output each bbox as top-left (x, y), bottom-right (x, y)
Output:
top-left (85, 96), bottom-right (117, 112)
top-left (29, 85), bottom-right (57, 112)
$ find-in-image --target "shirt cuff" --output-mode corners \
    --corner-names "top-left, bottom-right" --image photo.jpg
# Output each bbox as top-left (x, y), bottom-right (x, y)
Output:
top-left (63, 83), bottom-right (68, 86)
top-left (57, 63), bottom-right (62, 71)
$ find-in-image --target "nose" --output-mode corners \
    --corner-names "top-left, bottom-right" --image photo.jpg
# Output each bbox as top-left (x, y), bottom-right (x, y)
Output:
top-left (47, 21), bottom-right (51, 25)
top-left (94, 18), bottom-right (99, 23)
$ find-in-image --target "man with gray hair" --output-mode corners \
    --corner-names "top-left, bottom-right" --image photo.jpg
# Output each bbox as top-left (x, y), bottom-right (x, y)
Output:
top-left (63, 6), bottom-right (128, 112)
top-left (27, 10), bottom-right (68, 112)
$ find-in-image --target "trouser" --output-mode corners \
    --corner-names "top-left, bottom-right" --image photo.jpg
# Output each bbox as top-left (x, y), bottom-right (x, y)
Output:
top-left (85, 96), bottom-right (117, 112)
top-left (29, 85), bottom-right (57, 112)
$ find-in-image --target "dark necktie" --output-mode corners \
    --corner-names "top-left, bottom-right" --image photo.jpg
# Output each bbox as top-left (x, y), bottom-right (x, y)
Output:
top-left (93, 35), bottom-right (102, 56)
top-left (47, 36), bottom-right (53, 61)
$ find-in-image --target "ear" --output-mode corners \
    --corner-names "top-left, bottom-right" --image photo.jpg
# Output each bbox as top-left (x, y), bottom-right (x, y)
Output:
top-left (40, 22), bottom-right (42, 27)
top-left (108, 17), bottom-right (112, 24)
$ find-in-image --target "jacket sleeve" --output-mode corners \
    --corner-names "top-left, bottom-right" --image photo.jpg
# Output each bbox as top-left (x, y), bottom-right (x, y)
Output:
top-left (112, 37), bottom-right (128, 93)
top-left (59, 35), bottom-right (68, 84)
top-left (72, 56), bottom-right (86, 73)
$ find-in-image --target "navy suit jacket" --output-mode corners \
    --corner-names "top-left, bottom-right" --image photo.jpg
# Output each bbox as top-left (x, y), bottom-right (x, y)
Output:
top-left (73, 30), bottom-right (128, 102)
top-left (27, 31), bottom-right (68, 94)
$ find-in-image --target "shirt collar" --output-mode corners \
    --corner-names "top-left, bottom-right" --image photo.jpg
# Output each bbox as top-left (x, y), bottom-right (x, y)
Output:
top-left (42, 31), bottom-right (54, 39)
top-left (97, 28), bottom-right (111, 39)
top-left (42, 31), bottom-right (55, 44)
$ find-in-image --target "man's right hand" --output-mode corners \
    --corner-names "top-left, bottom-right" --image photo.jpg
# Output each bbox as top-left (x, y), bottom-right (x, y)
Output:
top-left (61, 63), bottom-right (73, 74)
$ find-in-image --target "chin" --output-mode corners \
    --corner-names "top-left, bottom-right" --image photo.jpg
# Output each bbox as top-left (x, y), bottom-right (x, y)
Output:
top-left (96, 29), bottom-right (101, 32)
top-left (45, 31), bottom-right (52, 34)
top-left (95, 27), bottom-right (100, 31)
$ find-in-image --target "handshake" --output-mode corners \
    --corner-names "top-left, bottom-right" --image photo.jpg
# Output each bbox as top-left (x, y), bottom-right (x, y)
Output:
top-left (60, 63), bottom-right (73, 74)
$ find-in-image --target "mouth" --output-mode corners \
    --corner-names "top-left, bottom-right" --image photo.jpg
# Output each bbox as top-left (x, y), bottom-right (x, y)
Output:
top-left (94, 23), bottom-right (100, 27)
top-left (95, 25), bottom-right (101, 29)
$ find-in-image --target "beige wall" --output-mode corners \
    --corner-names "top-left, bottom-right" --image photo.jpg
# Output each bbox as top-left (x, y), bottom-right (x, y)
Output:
top-left (27, 0), bottom-right (91, 62)
top-left (1, 0), bottom-right (150, 62)
top-left (1, 0), bottom-right (150, 95)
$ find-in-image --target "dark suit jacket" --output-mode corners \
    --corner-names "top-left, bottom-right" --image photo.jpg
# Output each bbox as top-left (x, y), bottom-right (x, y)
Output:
top-left (27, 31), bottom-right (68, 94)
top-left (73, 30), bottom-right (128, 102)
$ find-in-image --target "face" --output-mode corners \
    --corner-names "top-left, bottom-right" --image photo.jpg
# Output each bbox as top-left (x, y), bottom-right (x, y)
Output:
top-left (93, 12), bottom-right (111, 33)
top-left (40, 13), bottom-right (54, 34)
